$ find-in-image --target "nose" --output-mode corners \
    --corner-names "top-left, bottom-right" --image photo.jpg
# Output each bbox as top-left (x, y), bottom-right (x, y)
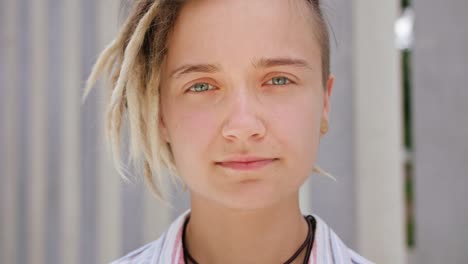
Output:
top-left (221, 89), bottom-right (266, 142)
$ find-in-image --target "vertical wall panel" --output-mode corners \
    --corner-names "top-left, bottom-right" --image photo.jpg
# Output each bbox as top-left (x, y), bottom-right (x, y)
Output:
top-left (16, 0), bottom-right (32, 263)
top-left (143, 186), bottom-right (171, 245)
top-left (28, 0), bottom-right (48, 263)
top-left (413, 0), bottom-right (468, 263)
top-left (3, 0), bottom-right (19, 263)
top-left (45, 0), bottom-right (64, 263)
top-left (121, 182), bottom-right (145, 254)
top-left (62, 0), bottom-right (81, 263)
top-left (80, 0), bottom-right (98, 262)
top-left (0, 0), bottom-right (5, 260)
top-left (97, 0), bottom-right (121, 262)
top-left (353, 0), bottom-right (406, 263)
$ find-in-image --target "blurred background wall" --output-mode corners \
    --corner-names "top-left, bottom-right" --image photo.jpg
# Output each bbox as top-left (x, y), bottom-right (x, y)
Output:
top-left (1, 0), bottom-right (467, 263)
top-left (411, 0), bottom-right (468, 263)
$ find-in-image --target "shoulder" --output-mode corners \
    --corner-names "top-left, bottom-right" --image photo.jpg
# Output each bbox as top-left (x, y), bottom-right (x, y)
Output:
top-left (109, 233), bottom-right (166, 264)
top-left (110, 210), bottom-right (190, 264)
top-left (312, 215), bottom-right (375, 264)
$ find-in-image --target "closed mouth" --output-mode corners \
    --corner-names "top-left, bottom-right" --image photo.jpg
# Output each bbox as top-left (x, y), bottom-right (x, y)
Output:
top-left (216, 158), bottom-right (278, 171)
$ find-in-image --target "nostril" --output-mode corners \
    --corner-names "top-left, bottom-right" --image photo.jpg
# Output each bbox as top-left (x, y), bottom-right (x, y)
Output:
top-left (221, 118), bottom-right (266, 142)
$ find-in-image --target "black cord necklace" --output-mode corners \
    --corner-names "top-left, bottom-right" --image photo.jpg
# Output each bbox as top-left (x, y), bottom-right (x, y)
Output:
top-left (182, 215), bottom-right (316, 264)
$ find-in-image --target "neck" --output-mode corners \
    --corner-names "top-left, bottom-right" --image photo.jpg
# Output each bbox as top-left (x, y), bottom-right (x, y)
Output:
top-left (185, 192), bottom-right (309, 264)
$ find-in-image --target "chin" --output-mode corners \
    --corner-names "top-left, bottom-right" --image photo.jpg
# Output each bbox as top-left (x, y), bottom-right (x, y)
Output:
top-left (219, 199), bottom-right (279, 211)
top-left (213, 182), bottom-right (289, 211)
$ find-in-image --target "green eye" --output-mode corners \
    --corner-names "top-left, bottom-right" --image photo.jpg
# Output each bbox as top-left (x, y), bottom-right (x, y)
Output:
top-left (268, 76), bottom-right (291, 85)
top-left (189, 82), bottom-right (214, 92)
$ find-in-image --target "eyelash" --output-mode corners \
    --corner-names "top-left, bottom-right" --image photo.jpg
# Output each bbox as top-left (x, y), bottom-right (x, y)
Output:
top-left (265, 76), bottom-right (292, 86)
top-left (187, 76), bottom-right (293, 93)
top-left (188, 82), bottom-right (216, 93)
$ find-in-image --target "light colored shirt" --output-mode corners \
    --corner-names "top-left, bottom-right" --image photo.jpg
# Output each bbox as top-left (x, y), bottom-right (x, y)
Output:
top-left (111, 210), bottom-right (374, 264)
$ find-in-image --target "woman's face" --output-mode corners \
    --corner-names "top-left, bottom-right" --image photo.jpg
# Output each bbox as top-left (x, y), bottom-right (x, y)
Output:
top-left (160, 0), bottom-right (333, 210)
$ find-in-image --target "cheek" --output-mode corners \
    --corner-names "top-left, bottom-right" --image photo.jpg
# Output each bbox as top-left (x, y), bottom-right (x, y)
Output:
top-left (166, 107), bottom-right (218, 171)
top-left (271, 93), bottom-right (322, 167)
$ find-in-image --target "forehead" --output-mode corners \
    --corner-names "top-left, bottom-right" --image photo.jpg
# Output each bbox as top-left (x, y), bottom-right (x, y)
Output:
top-left (164, 0), bottom-right (321, 71)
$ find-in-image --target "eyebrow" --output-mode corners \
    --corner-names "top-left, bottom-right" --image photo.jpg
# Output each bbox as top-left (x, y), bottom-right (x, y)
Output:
top-left (170, 63), bottom-right (221, 79)
top-left (169, 57), bottom-right (311, 79)
top-left (253, 57), bottom-right (312, 70)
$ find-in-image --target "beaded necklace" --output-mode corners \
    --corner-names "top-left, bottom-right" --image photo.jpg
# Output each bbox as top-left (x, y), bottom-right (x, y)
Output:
top-left (182, 215), bottom-right (316, 264)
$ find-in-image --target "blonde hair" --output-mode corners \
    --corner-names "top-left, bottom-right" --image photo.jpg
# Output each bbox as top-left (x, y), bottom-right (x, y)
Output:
top-left (82, 0), bottom-right (333, 201)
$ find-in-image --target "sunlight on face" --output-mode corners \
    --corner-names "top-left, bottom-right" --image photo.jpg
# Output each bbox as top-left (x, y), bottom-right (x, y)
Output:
top-left (160, 0), bottom-right (331, 210)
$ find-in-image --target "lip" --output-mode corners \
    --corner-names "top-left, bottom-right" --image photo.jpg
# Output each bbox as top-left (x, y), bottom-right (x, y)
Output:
top-left (216, 157), bottom-right (278, 171)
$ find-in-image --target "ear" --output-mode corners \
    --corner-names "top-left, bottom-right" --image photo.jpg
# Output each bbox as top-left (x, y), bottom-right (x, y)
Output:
top-left (322, 74), bottom-right (334, 123)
